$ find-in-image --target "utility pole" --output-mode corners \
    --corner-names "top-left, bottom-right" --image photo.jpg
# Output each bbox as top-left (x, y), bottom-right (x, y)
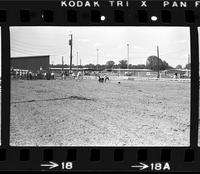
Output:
top-left (157, 46), bottom-right (160, 78)
top-left (97, 49), bottom-right (99, 70)
top-left (62, 56), bottom-right (64, 71)
top-left (80, 59), bottom-right (82, 68)
top-left (69, 34), bottom-right (73, 73)
top-left (77, 51), bottom-right (79, 71)
top-left (127, 43), bottom-right (129, 69)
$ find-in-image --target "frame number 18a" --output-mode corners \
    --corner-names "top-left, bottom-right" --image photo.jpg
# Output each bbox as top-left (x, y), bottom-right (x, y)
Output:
top-left (150, 162), bottom-right (170, 171)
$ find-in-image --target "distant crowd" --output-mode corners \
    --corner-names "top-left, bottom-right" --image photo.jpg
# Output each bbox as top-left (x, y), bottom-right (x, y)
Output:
top-left (10, 67), bottom-right (112, 83)
top-left (10, 67), bottom-right (88, 80)
top-left (10, 68), bottom-right (55, 80)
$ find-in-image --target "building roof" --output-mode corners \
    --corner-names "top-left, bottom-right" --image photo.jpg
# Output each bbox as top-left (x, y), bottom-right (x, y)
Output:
top-left (11, 55), bottom-right (50, 59)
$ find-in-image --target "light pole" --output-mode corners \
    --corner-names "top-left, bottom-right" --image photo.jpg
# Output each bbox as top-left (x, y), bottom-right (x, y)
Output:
top-left (97, 49), bottom-right (99, 70)
top-left (80, 59), bottom-right (82, 68)
top-left (62, 56), bottom-right (64, 71)
top-left (77, 51), bottom-right (78, 71)
top-left (127, 43), bottom-right (129, 69)
top-left (157, 46), bottom-right (160, 78)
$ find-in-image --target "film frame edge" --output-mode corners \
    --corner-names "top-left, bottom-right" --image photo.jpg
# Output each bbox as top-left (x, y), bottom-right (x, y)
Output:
top-left (0, 0), bottom-right (200, 172)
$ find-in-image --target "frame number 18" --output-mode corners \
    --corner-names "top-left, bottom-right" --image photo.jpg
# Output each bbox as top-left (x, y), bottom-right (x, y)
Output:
top-left (61, 162), bottom-right (73, 170)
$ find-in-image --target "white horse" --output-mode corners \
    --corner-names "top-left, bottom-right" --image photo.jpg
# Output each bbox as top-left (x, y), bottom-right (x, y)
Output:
top-left (77, 71), bottom-right (82, 80)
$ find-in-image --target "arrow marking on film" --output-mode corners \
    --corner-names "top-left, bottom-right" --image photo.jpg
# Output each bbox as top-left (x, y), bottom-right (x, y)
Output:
top-left (40, 161), bottom-right (59, 169)
top-left (131, 162), bottom-right (149, 170)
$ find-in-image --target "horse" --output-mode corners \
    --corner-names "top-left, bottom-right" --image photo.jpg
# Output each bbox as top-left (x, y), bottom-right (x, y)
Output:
top-left (104, 75), bottom-right (109, 82)
top-left (76, 71), bottom-right (83, 80)
top-left (98, 75), bottom-right (109, 83)
top-left (98, 75), bottom-right (104, 83)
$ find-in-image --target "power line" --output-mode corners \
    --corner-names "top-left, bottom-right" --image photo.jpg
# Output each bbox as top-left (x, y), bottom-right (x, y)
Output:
top-left (11, 40), bottom-right (67, 53)
top-left (12, 47), bottom-right (43, 55)
top-left (12, 45), bottom-right (68, 56)
top-left (11, 49), bottom-right (38, 56)
top-left (12, 48), bottom-right (67, 58)
top-left (12, 46), bottom-right (48, 55)
top-left (11, 38), bottom-right (61, 49)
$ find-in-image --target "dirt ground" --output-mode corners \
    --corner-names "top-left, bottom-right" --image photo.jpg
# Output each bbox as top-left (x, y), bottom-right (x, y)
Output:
top-left (10, 78), bottom-right (190, 146)
top-left (0, 92), bottom-right (2, 145)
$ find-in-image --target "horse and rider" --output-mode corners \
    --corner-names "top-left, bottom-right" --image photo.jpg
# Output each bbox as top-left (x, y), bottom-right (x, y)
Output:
top-left (76, 71), bottom-right (83, 80)
top-left (98, 73), bottom-right (109, 83)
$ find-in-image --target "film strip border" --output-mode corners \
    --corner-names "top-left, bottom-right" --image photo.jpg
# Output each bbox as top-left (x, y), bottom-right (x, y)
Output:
top-left (0, 0), bottom-right (200, 172)
top-left (0, 148), bottom-right (200, 171)
top-left (0, 9), bottom-right (199, 25)
top-left (0, 1), bottom-right (199, 25)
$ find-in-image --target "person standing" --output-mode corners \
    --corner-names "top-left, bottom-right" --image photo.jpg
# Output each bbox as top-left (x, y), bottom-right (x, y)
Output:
top-left (51, 72), bottom-right (55, 80)
top-left (26, 71), bottom-right (29, 80)
top-left (77, 71), bottom-right (81, 80)
top-left (44, 72), bottom-right (47, 80)
top-left (29, 71), bottom-right (33, 80)
top-left (61, 71), bottom-right (65, 80)
top-left (72, 71), bottom-right (76, 79)
top-left (19, 70), bottom-right (22, 80)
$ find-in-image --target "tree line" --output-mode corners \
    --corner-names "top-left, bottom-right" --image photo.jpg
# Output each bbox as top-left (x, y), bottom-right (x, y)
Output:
top-left (50, 55), bottom-right (191, 71)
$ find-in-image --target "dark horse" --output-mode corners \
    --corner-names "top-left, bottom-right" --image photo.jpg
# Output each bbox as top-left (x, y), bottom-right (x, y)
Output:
top-left (98, 75), bottom-right (109, 83)
top-left (98, 76), bottom-right (104, 83)
top-left (104, 75), bottom-right (109, 82)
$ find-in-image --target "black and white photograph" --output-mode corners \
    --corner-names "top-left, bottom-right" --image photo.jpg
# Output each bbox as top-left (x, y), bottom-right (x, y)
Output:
top-left (10, 27), bottom-right (191, 146)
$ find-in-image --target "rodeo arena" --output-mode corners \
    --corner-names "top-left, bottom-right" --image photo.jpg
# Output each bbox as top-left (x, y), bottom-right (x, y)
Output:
top-left (10, 55), bottom-right (191, 83)
top-left (10, 34), bottom-right (191, 147)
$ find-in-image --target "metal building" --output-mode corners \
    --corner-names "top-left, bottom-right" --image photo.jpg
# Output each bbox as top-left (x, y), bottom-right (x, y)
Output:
top-left (11, 55), bottom-right (50, 72)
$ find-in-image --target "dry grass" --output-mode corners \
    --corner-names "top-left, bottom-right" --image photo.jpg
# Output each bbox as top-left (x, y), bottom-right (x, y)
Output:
top-left (10, 78), bottom-right (190, 146)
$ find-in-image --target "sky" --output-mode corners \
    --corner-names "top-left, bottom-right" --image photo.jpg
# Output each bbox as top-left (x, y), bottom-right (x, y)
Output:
top-left (10, 27), bottom-right (191, 68)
